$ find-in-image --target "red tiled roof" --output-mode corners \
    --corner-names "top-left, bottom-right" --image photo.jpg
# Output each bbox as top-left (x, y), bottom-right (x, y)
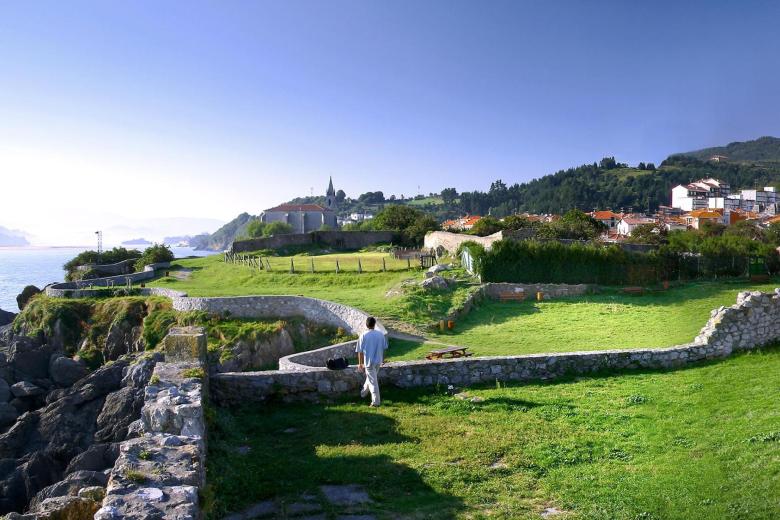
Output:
top-left (593, 210), bottom-right (620, 220)
top-left (264, 203), bottom-right (331, 212)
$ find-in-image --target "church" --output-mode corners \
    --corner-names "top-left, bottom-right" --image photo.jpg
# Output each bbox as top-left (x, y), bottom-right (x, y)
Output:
top-left (260, 177), bottom-right (339, 233)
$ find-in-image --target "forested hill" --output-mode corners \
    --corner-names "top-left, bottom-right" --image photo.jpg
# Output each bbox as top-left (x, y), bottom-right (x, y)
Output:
top-left (675, 136), bottom-right (780, 163)
top-left (453, 155), bottom-right (780, 216)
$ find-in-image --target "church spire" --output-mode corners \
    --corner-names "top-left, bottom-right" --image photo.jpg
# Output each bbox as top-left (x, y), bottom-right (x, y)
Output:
top-left (327, 176), bottom-right (335, 196)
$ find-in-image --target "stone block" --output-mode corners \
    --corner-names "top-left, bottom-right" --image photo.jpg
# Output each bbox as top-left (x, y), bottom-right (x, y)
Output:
top-left (163, 327), bottom-right (207, 363)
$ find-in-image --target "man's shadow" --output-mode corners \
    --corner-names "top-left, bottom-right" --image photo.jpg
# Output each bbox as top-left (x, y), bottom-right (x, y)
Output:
top-left (208, 404), bottom-right (466, 519)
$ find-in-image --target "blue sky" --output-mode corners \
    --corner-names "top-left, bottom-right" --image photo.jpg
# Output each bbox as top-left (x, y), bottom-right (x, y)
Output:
top-left (1, 1), bottom-right (779, 244)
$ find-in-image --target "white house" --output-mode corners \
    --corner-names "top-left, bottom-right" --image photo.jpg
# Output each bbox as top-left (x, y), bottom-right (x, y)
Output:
top-left (617, 217), bottom-right (657, 236)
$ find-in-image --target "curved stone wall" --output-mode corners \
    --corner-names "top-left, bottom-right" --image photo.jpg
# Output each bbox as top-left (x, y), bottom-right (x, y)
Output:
top-left (211, 288), bottom-right (780, 405)
top-left (170, 295), bottom-right (386, 338)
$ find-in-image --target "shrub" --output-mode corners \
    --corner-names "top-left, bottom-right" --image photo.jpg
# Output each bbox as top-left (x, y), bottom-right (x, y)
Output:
top-left (134, 244), bottom-right (175, 271)
top-left (64, 247), bottom-right (141, 281)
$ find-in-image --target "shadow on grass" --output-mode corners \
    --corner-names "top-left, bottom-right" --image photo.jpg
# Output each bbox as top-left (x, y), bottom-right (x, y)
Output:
top-left (207, 405), bottom-right (465, 519)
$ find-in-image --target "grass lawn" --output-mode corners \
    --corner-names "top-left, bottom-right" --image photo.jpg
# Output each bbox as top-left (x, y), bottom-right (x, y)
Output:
top-left (149, 253), bottom-right (476, 328)
top-left (206, 346), bottom-right (780, 519)
top-left (387, 280), bottom-right (780, 361)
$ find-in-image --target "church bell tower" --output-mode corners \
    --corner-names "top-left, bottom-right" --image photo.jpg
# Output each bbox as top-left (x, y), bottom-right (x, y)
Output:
top-left (325, 176), bottom-right (336, 210)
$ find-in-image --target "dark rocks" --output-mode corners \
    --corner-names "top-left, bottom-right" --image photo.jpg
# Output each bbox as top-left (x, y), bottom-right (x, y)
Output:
top-left (0, 402), bottom-right (18, 427)
top-left (65, 443), bottom-right (120, 474)
top-left (103, 320), bottom-right (144, 361)
top-left (49, 355), bottom-right (88, 387)
top-left (0, 356), bottom-right (152, 515)
top-left (0, 308), bottom-right (15, 326)
top-left (30, 495), bottom-right (102, 519)
top-left (94, 386), bottom-right (144, 443)
top-left (8, 337), bottom-right (54, 381)
top-left (16, 285), bottom-right (41, 311)
top-left (11, 381), bottom-right (44, 398)
top-left (0, 377), bottom-right (10, 402)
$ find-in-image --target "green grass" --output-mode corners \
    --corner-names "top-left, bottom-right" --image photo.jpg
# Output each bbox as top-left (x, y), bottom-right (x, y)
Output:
top-left (407, 196), bottom-right (446, 206)
top-left (386, 281), bottom-right (780, 360)
top-left (206, 346), bottom-right (780, 519)
top-left (149, 253), bottom-right (475, 327)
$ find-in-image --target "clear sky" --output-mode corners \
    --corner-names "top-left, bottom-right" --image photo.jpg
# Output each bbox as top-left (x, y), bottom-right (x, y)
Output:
top-left (1, 0), bottom-right (779, 245)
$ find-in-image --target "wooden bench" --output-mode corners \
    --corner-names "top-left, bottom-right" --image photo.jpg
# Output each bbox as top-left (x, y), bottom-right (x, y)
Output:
top-left (622, 286), bottom-right (644, 295)
top-left (496, 291), bottom-right (526, 302)
top-left (426, 346), bottom-right (473, 360)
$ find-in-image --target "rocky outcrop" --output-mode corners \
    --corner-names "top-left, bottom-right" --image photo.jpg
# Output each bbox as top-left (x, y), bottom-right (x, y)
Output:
top-left (16, 285), bottom-right (41, 311)
top-left (0, 354), bottom-right (159, 515)
top-left (214, 329), bottom-right (296, 373)
top-left (0, 308), bottom-right (15, 326)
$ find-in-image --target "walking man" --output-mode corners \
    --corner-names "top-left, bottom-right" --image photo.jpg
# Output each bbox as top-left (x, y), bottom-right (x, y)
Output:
top-left (356, 316), bottom-right (388, 407)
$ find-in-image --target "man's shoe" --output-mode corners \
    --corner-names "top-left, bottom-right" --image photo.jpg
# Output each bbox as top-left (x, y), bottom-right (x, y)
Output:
top-left (360, 388), bottom-right (369, 398)
top-left (369, 403), bottom-right (380, 407)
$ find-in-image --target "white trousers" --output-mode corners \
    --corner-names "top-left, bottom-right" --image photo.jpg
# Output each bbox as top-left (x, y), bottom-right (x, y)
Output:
top-left (362, 365), bottom-right (381, 406)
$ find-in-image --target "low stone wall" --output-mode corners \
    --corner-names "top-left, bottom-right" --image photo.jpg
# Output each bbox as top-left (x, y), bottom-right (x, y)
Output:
top-left (483, 282), bottom-right (592, 299)
top-left (211, 289), bottom-right (780, 405)
top-left (278, 340), bottom-right (358, 372)
top-left (97, 327), bottom-right (208, 519)
top-left (171, 296), bottom-right (386, 338)
top-left (76, 258), bottom-right (139, 276)
top-left (45, 263), bottom-right (171, 298)
top-left (231, 230), bottom-right (397, 253)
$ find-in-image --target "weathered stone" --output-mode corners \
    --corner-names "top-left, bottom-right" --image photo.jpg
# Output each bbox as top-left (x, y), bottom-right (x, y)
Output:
top-left (0, 308), bottom-right (15, 327)
top-left (0, 377), bottom-right (10, 403)
top-left (0, 402), bottom-right (18, 427)
top-left (49, 355), bottom-right (89, 387)
top-left (77, 485), bottom-right (106, 501)
top-left (11, 380), bottom-right (44, 397)
top-left (320, 484), bottom-right (372, 506)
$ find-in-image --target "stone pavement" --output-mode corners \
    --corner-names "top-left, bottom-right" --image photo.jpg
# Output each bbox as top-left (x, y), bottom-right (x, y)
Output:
top-left (223, 484), bottom-right (377, 520)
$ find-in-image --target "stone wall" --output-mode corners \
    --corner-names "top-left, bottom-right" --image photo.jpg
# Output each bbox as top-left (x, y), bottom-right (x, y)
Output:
top-left (45, 263), bottom-right (171, 298)
top-left (231, 230), bottom-right (397, 253)
top-left (76, 258), bottom-right (139, 276)
top-left (424, 231), bottom-right (504, 255)
top-left (483, 282), bottom-right (592, 299)
top-left (211, 288), bottom-right (780, 405)
top-left (97, 327), bottom-right (208, 519)
top-left (171, 295), bottom-right (387, 338)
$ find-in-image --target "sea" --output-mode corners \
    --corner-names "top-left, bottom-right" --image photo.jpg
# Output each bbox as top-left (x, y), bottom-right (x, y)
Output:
top-left (0, 246), bottom-right (213, 313)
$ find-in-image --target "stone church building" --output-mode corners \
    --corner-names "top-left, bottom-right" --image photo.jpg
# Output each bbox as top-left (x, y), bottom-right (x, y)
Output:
top-left (260, 177), bottom-right (338, 233)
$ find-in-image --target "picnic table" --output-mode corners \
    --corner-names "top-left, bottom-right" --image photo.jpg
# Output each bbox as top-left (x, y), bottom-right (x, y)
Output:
top-left (426, 346), bottom-right (473, 360)
top-left (496, 290), bottom-right (526, 302)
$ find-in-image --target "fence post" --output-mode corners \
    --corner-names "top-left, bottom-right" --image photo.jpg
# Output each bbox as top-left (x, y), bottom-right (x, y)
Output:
top-left (358, 258), bottom-right (362, 274)
top-left (290, 258), bottom-right (295, 274)
top-left (266, 258), bottom-right (272, 271)
top-left (310, 259), bottom-right (315, 273)
top-left (382, 257), bottom-right (386, 272)
top-left (336, 260), bottom-right (340, 273)
top-left (407, 257), bottom-right (411, 269)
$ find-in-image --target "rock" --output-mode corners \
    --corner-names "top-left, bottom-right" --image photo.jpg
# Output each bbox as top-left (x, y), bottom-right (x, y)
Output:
top-left (31, 495), bottom-right (101, 518)
top-left (8, 336), bottom-right (54, 381)
top-left (49, 355), bottom-right (89, 387)
top-left (0, 378), bottom-right (10, 402)
top-left (29, 470), bottom-right (108, 510)
top-left (223, 500), bottom-right (277, 519)
top-left (11, 380), bottom-right (44, 397)
top-left (427, 263), bottom-right (451, 274)
top-left (103, 321), bottom-right (144, 361)
top-left (65, 443), bottom-right (120, 474)
top-left (77, 485), bottom-right (105, 501)
top-left (421, 275), bottom-right (448, 290)
top-left (0, 402), bottom-right (18, 427)
top-left (94, 386), bottom-right (145, 443)
top-left (16, 285), bottom-right (41, 311)
top-left (0, 452), bottom-right (60, 514)
top-left (9, 397), bottom-right (32, 414)
top-left (0, 308), bottom-right (15, 327)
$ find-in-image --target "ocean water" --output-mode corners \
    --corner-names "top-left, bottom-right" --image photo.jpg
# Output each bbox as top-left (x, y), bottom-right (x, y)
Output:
top-left (0, 246), bottom-right (212, 313)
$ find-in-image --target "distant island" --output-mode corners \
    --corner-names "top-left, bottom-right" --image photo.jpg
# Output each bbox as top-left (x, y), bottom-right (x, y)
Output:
top-left (0, 226), bottom-right (30, 247)
top-left (121, 238), bottom-right (152, 246)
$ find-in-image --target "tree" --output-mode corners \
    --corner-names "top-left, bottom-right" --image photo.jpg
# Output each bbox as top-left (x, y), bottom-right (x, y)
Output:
top-left (263, 221), bottom-right (294, 236)
top-left (335, 189), bottom-right (346, 204)
top-left (724, 220), bottom-right (764, 241)
top-left (470, 216), bottom-right (504, 236)
top-left (638, 162), bottom-right (647, 170)
top-left (440, 187), bottom-right (458, 205)
top-left (135, 244), bottom-right (174, 271)
top-left (372, 205), bottom-right (438, 245)
top-left (244, 219), bottom-right (266, 238)
top-left (625, 223), bottom-right (667, 245)
top-left (599, 156), bottom-right (617, 169)
top-left (502, 215), bottom-right (539, 231)
top-left (536, 209), bottom-right (606, 240)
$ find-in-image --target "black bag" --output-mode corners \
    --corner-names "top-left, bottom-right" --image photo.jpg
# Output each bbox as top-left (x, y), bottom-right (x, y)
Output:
top-left (326, 357), bottom-right (349, 370)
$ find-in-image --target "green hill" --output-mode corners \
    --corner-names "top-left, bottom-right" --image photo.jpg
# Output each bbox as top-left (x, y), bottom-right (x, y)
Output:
top-left (676, 136), bottom-right (780, 163)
